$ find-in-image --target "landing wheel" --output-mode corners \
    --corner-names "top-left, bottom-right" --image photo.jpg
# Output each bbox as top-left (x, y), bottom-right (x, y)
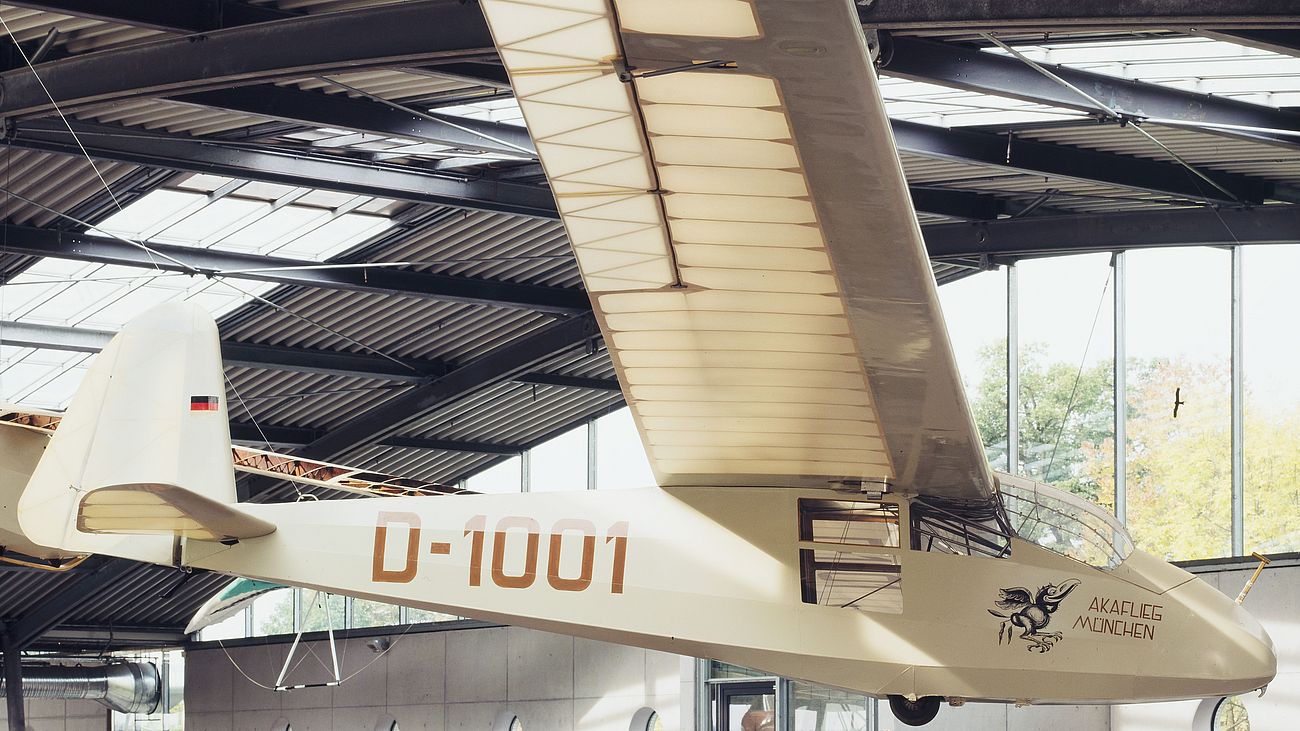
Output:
top-left (887, 695), bottom-right (941, 726)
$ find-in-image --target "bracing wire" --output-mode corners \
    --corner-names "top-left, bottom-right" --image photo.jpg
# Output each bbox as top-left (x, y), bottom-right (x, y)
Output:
top-left (0, 184), bottom-right (425, 376)
top-left (0, 14), bottom-right (165, 273)
top-left (317, 75), bottom-right (537, 158)
top-left (979, 33), bottom-right (1243, 205)
top-left (1043, 268), bottom-right (1113, 482)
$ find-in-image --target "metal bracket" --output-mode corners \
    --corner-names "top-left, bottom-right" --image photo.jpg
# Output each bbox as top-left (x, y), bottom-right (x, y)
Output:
top-left (615, 58), bottom-right (737, 83)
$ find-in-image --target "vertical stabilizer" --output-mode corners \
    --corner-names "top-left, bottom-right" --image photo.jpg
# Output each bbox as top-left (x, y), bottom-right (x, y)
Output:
top-left (16, 302), bottom-right (262, 563)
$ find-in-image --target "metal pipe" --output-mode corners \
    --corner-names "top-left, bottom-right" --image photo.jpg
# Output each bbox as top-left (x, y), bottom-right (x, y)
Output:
top-left (0, 662), bottom-right (160, 714)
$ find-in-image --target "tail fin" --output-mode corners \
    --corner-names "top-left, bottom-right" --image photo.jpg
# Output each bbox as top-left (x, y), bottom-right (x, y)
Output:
top-left (17, 302), bottom-right (272, 564)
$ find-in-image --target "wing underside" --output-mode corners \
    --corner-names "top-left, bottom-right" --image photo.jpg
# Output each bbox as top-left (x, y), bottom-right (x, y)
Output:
top-left (481, 0), bottom-right (995, 500)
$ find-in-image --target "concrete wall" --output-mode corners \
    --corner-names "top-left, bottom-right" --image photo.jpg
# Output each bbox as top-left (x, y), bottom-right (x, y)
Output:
top-left (186, 626), bottom-right (691, 731)
top-left (0, 697), bottom-right (107, 731)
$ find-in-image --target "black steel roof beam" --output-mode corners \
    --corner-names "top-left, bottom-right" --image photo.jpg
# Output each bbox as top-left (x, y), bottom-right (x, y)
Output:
top-left (239, 313), bottom-right (600, 499)
top-left (891, 118), bottom-right (1275, 205)
top-left (880, 36), bottom-right (1300, 150)
top-left (0, 319), bottom-right (448, 381)
top-left (171, 85), bottom-right (535, 158)
top-left (515, 373), bottom-right (621, 391)
top-left (858, 3), bottom-right (1300, 30)
top-left (923, 205), bottom-right (1300, 261)
top-left (0, 1), bottom-right (495, 118)
top-left (5, 557), bottom-right (140, 648)
top-left (0, 224), bottom-right (588, 314)
top-left (7, 119), bottom-right (560, 219)
top-left (1200, 29), bottom-right (1300, 57)
top-left (295, 314), bottom-right (600, 463)
top-left (2, 1), bottom-right (296, 33)
top-left (228, 423), bottom-right (517, 455)
top-left (445, 399), bottom-right (629, 484)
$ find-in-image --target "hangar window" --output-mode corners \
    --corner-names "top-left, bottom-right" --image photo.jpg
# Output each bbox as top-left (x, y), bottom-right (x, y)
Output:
top-left (798, 499), bottom-right (902, 614)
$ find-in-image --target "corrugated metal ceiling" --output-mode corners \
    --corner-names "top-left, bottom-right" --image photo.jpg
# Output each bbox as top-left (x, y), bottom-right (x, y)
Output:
top-left (0, 4), bottom-right (1296, 646)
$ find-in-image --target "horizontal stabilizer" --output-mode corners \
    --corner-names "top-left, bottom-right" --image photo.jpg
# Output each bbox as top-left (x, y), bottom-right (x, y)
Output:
top-left (185, 578), bottom-right (285, 634)
top-left (78, 484), bottom-right (275, 542)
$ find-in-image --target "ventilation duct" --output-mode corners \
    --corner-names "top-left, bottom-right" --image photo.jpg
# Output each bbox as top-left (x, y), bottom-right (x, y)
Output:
top-left (0, 662), bottom-right (160, 714)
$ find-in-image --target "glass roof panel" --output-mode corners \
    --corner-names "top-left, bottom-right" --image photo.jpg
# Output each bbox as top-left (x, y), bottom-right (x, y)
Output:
top-left (0, 178), bottom-right (397, 409)
top-left (878, 36), bottom-right (1298, 128)
top-left (437, 98), bottom-right (525, 126)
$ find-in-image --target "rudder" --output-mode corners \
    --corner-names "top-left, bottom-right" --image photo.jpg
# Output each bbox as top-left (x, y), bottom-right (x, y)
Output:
top-left (17, 302), bottom-right (272, 564)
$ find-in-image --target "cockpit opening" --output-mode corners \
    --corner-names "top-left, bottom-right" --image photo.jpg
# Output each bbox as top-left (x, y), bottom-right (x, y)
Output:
top-left (997, 472), bottom-right (1134, 569)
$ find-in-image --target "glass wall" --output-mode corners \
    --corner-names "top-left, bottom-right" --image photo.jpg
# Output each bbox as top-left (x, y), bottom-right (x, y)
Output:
top-left (1016, 254), bottom-right (1115, 506)
top-left (595, 408), bottom-right (656, 489)
top-left (529, 424), bottom-right (588, 491)
top-left (941, 246), bottom-right (1288, 562)
top-left (1124, 247), bottom-right (1231, 560)
top-left (938, 268), bottom-right (1008, 470)
top-left (1243, 244), bottom-right (1300, 552)
top-left (466, 455), bottom-right (523, 493)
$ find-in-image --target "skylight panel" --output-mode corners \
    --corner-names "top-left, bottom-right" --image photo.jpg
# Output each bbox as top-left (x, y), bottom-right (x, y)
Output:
top-left (91, 189), bottom-right (204, 238)
top-left (276, 212), bottom-right (391, 261)
top-left (153, 197), bottom-right (268, 246)
top-left (0, 178), bottom-right (398, 409)
top-left (983, 37), bottom-right (1300, 106)
top-left (437, 98), bottom-right (525, 126)
top-left (219, 206), bottom-right (331, 254)
top-left (0, 348), bottom-right (90, 408)
top-left (878, 77), bottom-right (1087, 127)
top-left (20, 364), bottom-right (89, 410)
top-left (174, 173), bottom-right (235, 192)
top-left (296, 189), bottom-right (361, 209)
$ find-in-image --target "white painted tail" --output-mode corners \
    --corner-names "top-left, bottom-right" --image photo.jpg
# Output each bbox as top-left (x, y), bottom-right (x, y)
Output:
top-left (17, 302), bottom-right (272, 564)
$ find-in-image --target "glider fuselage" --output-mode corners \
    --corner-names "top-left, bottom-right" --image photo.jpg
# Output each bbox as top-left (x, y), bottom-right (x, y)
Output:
top-left (184, 486), bottom-right (1275, 706)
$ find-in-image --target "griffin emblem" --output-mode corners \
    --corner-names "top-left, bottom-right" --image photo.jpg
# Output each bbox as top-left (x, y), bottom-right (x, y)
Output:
top-left (988, 578), bottom-right (1081, 653)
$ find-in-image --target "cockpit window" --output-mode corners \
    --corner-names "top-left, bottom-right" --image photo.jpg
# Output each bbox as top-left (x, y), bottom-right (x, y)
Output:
top-left (797, 499), bottom-right (902, 614)
top-left (998, 473), bottom-right (1134, 569)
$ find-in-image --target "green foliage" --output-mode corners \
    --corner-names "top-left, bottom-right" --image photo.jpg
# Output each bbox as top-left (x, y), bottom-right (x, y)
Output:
top-left (970, 341), bottom-right (1300, 560)
top-left (971, 341), bottom-right (1113, 501)
top-left (250, 590), bottom-right (435, 637)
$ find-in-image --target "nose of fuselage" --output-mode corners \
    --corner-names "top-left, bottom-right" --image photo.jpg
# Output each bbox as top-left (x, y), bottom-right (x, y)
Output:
top-left (1166, 576), bottom-right (1276, 694)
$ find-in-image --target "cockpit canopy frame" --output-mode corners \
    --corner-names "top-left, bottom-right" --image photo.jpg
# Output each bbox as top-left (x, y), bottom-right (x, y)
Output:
top-left (996, 472), bottom-right (1135, 569)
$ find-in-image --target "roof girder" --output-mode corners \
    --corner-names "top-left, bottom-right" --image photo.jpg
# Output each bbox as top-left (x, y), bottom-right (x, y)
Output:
top-left (858, 2), bottom-right (1300, 30)
top-left (881, 36), bottom-right (1300, 150)
top-left (2, 0), bottom-right (296, 33)
top-left (7, 119), bottom-right (560, 219)
top-left (172, 85), bottom-right (535, 158)
top-left (923, 204), bottom-right (1300, 260)
top-left (0, 224), bottom-right (589, 314)
top-left (0, 1), bottom-right (495, 118)
top-left (893, 118), bottom-right (1278, 204)
top-left (0, 319), bottom-right (448, 382)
